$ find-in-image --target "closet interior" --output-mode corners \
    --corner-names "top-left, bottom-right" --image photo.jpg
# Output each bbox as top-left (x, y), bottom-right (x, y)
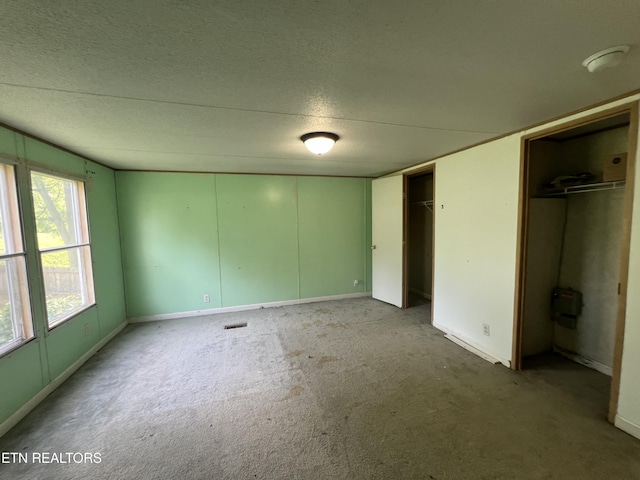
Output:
top-left (406, 171), bottom-right (434, 310)
top-left (521, 112), bottom-right (631, 377)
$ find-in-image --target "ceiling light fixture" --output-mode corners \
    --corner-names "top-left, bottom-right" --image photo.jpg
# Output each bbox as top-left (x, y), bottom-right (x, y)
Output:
top-left (300, 132), bottom-right (339, 155)
top-left (582, 45), bottom-right (630, 73)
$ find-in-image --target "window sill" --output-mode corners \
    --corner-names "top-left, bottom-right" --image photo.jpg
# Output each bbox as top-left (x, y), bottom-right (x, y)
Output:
top-left (0, 337), bottom-right (36, 359)
top-left (47, 303), bottom-right (97, 332)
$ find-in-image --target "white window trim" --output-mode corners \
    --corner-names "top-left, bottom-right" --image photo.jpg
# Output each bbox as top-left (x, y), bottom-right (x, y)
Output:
top-left (30, 171), bottom-right (96, 329)
top-left (0, 163), bottom-right (33, 356)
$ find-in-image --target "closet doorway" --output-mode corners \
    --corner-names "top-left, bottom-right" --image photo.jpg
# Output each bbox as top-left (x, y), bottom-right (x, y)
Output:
top-left (513, 103), bottom-right (638, 422)
top-left (404, 167), bottom-right (435, 318)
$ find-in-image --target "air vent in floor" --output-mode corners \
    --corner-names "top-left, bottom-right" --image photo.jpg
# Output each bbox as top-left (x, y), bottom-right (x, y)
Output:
top-left (224, 322), bottom-right (248, 330)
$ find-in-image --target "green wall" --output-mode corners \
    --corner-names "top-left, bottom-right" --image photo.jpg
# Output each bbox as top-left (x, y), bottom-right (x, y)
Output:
top-left (0, 145), bottom-right (371, 429)
top-left (0, 128), bottom-right (126, 427)
top-left (298, 177), bottom-right (367, 298)
top-left (217, 175), bottom-right (300, 306)
top-left (117, 173), bottom-right (221, 315)
top-left (117, 172), bottom-right (372, 317)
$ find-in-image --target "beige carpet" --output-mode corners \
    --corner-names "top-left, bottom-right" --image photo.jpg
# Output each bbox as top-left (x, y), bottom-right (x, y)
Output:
top-left (1, 297), bottom-right (639, 479)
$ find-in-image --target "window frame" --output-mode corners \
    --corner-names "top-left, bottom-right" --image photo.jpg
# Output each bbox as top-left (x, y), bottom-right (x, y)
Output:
top-left (0, 162), bottom-right (34, 356)
top-left (29, 168), bottom-right (96, 330)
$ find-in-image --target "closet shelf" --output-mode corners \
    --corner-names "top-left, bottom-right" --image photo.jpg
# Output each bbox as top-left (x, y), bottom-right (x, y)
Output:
top-left (411, 200), bottom-right (433, 212)
top-left (538, 180), bottom-right (625, 197)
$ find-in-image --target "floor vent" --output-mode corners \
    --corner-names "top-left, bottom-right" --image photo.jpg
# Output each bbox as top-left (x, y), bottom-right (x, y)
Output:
top-left (224, 322), bottom-right (248, 330)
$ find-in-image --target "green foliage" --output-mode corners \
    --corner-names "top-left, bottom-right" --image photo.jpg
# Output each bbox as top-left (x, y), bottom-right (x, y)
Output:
top-left (46, 294), bottom-right (82, 323)
top-left (32, 172), bottom-right (78, 268)
top-left (40, 244), bottom-right (71, 268)
top-left (0, 301), bottom-right (14, 346)
top-left (31, 173), bottom-right (71, 243)
top-left (0, 217), bottom-right (5, 255)
top-left (0, 295), bottom-right (83, 348)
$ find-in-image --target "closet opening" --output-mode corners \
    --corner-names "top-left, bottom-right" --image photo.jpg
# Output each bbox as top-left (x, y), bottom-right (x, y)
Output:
top-left (514, 103), bottom-right (638, 422)
top-left (403, 167), bottom-right (434, 318)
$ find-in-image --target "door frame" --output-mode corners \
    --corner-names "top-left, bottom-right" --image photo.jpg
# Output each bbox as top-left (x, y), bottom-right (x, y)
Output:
top-left (512, 101), bottom-right (638, 423)
top-left (403, 164), bottom-right (435, 322)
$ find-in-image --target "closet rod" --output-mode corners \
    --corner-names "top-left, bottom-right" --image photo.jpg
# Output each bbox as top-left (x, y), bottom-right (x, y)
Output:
top-left (539, 180), bottom-right (625, 197)
top-left (411, 200), bottom-right (433, 212)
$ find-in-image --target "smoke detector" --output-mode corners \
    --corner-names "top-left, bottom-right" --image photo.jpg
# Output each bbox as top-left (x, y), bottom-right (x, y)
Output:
top-left (582, 45), bottom-right (630, 73)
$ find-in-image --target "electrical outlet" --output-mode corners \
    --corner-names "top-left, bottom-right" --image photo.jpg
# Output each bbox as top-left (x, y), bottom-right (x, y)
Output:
top-left (353, 279), bottom-right (360, 286)
top-left (84, 324), bottom-right (91, 336)
top-left (203, 294), bottom-right (210, 303)
top-left (483, 323), bottom-right (491, 336)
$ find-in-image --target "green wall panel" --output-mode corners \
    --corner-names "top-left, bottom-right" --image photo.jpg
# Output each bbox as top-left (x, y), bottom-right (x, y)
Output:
top-left (86, 164), bottom-right (127, 336)
top-left (217, 175), bottom-right (299, 307)
top-left (23, 137), bottom-right (86, 176)
top-left (46, 308), bottom-right (101, 380)
top-left (298, 177), bottom-right (366, 297)
top-left (0, 128), bottom-right (17, 158)
top-left (0, 128), bottom-right (126, 429)
top-left (115, 172), bottom-right (372, 316)
top-left (0, 342), bottom-right (44, 424)
top-left (117, 172), bottom-right (221, 317)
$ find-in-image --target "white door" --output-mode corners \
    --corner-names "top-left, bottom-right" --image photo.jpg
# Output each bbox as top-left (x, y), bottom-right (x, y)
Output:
top-left (372, 175), bottom-right (403, 307)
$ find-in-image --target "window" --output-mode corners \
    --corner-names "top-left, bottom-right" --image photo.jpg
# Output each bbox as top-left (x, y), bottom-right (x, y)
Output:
top-left (31, 171), bottom-right (95, 327)
top-left (0, 164), bottom-right (33, 354)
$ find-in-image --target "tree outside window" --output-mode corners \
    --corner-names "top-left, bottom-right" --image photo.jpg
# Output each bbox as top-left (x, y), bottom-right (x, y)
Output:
top-left (31, 172), bottom-right (95, 327)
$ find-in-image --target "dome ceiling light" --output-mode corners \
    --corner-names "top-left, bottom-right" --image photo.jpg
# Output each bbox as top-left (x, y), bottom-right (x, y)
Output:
top-left (300, 132), bottom-right (339, 155)
top-left (582, 45), bottom-right (630, 73)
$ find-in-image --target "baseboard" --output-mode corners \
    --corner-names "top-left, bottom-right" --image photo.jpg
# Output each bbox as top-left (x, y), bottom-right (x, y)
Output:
top-left (0, 320), bottom-right (128, 439)
top-left (434, 321), bottom-right (510, 367)
top-left (409, 288), bottom-right (432, 300)
top-left (128, 292), bottom-right (372, 323)
top-left (444, 333), bottom-right (502, 365)
top-left (615, 414), bottom-right (640, 440)
top-left (552, 345), bottom-right (613, 376)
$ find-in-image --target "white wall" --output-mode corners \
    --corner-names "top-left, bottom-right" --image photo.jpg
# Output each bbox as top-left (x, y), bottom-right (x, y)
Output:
top-left (431, 134), bottom-right (521, 366)
top-left (398, 93), bottom-right (640, 439)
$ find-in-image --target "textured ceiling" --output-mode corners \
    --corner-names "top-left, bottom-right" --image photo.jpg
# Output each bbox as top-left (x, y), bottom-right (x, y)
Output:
top-left (1, 1), bottom-right (639, 177)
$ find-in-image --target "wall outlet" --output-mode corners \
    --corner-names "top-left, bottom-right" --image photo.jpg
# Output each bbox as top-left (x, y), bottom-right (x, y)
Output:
top-left (203, 294), bottom-right (210, 303)
top-left (353, 279), bottom-right (360, 286)
top-left (84, 324), bottom-right (91, 336)
top-left (483, 323), bottom-right (491, 336)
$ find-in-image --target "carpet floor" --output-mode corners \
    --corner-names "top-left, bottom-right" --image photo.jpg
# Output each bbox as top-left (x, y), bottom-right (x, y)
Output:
top-left (1, 297), bottom-right (639, 479)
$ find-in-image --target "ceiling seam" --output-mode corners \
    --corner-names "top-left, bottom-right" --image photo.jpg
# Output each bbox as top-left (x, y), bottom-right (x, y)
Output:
top-left (0, 81), bottom-right (499, 135)
top-left (57, 147), bottom-right (408, 165)
top-left (114, 169), bottom-right (376, 179)
top-left (380, 89), bottom-right (640, 178)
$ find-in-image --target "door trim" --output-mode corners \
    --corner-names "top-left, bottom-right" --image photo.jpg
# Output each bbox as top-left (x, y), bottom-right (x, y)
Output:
top-left (512, 101), bottom-right (638, 424)
top-left (403, 164), bottom-right (435, 322)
